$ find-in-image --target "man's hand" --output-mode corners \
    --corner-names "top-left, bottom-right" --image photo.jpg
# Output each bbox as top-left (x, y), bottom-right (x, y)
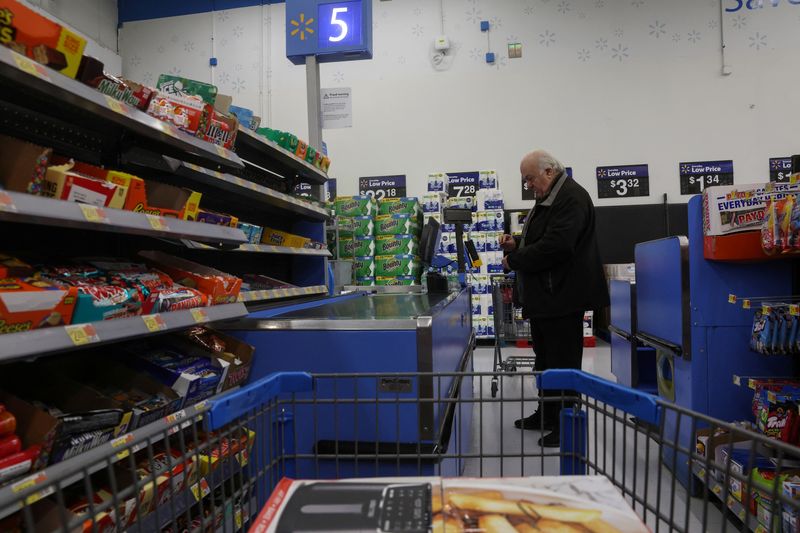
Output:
top-left (499, 234), bottom-right (516, 252)
top-left (502, 255), bottom-right (510, 271)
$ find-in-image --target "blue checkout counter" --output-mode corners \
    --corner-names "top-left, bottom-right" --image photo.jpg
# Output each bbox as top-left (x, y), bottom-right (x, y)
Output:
top-left (631, 196), bottom-right (795, 487)
top-left (223, 288), bottom-right (474, 478)
top-left (609, 280), bottom-right (657, 394)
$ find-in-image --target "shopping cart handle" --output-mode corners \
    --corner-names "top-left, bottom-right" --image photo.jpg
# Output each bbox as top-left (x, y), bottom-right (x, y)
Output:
top-left (538, 370), bottom-right (661, 426)
top-left (207, 372), bottom-right (313, 430)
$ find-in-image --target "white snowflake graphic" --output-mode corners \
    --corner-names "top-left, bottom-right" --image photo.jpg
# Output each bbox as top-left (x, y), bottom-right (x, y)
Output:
top-left (749, 32), bottom-right (767, 50)
top-left (595, 38), bottom-right (609, 51)
top-left (142, 72), bottom-right (154, 84)
top-left (130, 55), bottom-right (142, 67)
top-left (708, 20), bottom-right (719, 30)
top-left (469, 47), bottom-right (483, 61)
top-left (232, 78), bottom-right (246, 94)
top-left (611, 44), bottom-right (629, 62)
top-left (507, 35), bottom-right (520, 43)
top-left (490, 17), bottom-right (503, 28)
top-left (557, 1), bottom-right (571, 14)
top-left (631, 0), bottom-right (645, 6)
top-left (398, 56), bottom-right (406, 64)
top-left (219, 71), bottom-right (231, 84)
top-left (333, 71), bottom-right (344, 83)
top-left (183, 41), bottom-right (195, 53)
top-left (524, 4), bottom-right (535, 15)
top-left (614, 28), bottom-right (624, 38)
top-left (413, 7), bottom-right (422, 16)
top-left (170, 34), bottom-right (179, 44)
top-left (217, 10), bottom-right (230, 22)
top-left (466, 7), bottom-right (482, 24)
top-left (688, 30), bottom-right (702, 44)
top-left (595, 0), bottom-right (605, 7)
top-left (539, 30), bottom-right (556, 47)
top-left (220, 38), bottom-right (228, 47)
top-left (233, 26), bottom-right (244, 38)
top-left (649, 21), bottom-right (666, 38)
top-left (157, 45), bottom-right (165, 54)
top-left (494, 54), bottom-right (508, 70)
top-left (732, 15), bottom-right (747, 30)
top-left (577, 48), bottom-right (591, 62)
top-left (578, 12), bottom-right (587, 19)
top-left (168, 66), bottom-right (182, 75)
top-left (411, 24), bottom-right (424, 37)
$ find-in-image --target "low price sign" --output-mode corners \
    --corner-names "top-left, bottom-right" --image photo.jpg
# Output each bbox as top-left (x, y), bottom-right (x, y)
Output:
top-left (325, 178), bottom-right (337, 201)
top-left (596, 164), bottom-right (650, 199)
top-left (446, 172), bottom-right (479, 198)
top-left (522, 167), bottom-right (572, 201)
top-left (770, 157), bottom-right (793, 183)
top-left (679, 160), bottom-right (734, 195)
top-left (358, 175), bottom-right (406, 200)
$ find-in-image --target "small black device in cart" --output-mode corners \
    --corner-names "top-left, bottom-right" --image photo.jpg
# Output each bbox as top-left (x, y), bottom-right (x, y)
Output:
top-left (275, 482), bottom-right (432, 533)
top-left (420, 216), bottom-right (448, 293)
top-left (443, 207), bottom-right (473, 278)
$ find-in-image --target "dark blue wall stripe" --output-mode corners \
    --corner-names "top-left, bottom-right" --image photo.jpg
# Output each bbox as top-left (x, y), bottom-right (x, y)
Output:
top-left (118, 0), bottom-right (285, 25)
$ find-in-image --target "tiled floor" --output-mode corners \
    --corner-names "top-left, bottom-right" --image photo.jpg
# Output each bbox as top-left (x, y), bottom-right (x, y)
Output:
top-left (465, 341), bottom-right (735, 532)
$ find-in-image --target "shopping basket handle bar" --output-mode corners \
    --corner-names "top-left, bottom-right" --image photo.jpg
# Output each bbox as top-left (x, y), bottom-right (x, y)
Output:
top-left (207, 372), bottom-right (313, 430)
top-left (538, 370), bottom-right (661, 426)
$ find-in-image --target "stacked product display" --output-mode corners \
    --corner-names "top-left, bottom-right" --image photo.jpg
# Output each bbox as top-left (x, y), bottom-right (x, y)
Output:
top-left (333, 195), bottom-right (377, 285)
top-left (425, 171), bottom-right (503, 339)
top-left (374, 197), bottom-right (423, 286)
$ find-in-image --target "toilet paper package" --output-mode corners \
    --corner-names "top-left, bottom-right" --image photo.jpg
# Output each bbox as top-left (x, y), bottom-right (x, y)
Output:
top-left (476, 189), bottom-right (504, 210)
top-left (479, 170), bottom-right (498, 189)
top-left (422, 193), bottom-right (446, 214)
top-left (473, 232), bottom-right (487, 253)
top-left (427, 173), bottom-right (446, 192)
top-left (471, 293), bottom-right (482, 316)
top-left (481, 294), bottom-right (494, 317)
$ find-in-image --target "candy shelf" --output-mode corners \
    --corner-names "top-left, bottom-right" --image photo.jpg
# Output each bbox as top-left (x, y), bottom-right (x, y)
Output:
top-left (692, 464), bottom-right (769, 533)
top-left (183, 240), bottom-right (332, 256)
top-left (235, 126), bottom-right (328, 185)
top-left (0, 303), bottom-right (248, 362)
top-left (0, 191), bottom-right (247, 246)
top-left (0, 46), bottom-right (243, 171)
top-left (238, 285), bottom-right (328, 303)
top-left (173, 159), bottom-right (330, 221)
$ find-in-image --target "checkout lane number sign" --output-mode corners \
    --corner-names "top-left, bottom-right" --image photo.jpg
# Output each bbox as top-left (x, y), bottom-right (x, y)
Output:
top-left (596, 164), bottom-right (650, 199)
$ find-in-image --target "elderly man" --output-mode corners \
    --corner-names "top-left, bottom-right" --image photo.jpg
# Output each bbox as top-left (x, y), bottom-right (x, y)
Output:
top-left (500, 150), bottom-right (608, 448)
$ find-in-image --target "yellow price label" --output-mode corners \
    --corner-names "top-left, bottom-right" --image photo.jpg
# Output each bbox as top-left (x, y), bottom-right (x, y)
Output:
top-left (728, 294), bottom-right (737, 304)
top-left (64, 324), bottom-right (100, 346)
top-left (742, 300), bottom-right (751, 309)
top-left (11, 473), bottom-right (47, 493)
top-left (712, 485), bottom-right (722, 495)
top-left (13, 54), bottom-right (50, 81)
top-left (24, 488), bottom-right (53, 506)
top-left (190, 308), bottom-right (208, 323)
top-left (142, 314), bottom-right (167, 332)
top-left (145, 214), bottom-right (170, 231)
top-left (111, 434), bottom-right (133, 448)
top-left (791, 305), bottom-right (800, 316)
top-left (762, 305), bottom-right (772, 314)
top-left (79, 204), bottom-right (108, 223)
top-left (235, 510), bottom-right (243, 529)
top-left (792, 173), bottom-right (799, 185)
top-left (215, 144), bottom-right (228, 157)
top-left (104, 96), bottom-right (127, 115)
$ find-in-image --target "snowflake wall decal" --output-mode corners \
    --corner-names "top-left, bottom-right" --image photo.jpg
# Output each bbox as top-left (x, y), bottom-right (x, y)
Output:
top-left (233, 26), bottom-right (244, 38)
top-left (232, 78), bottom-right (246, 94)
top-left (411, 24), bottom-right (424, 37)
top-left (672, 33), bottom-right (681, 43)
top-left (688, 30), bottom-right (701, 44)
top-left (184, 41), bottom-right (195, 52)
top-left (333, 71), bottom-right (345, 83)
top-left (539, 30), bottom-right (556, 47)
top-left (577, 48), bottom-right (591, 62)
top-left (649, 21), bottom-right (666, 38)
top-left (595, 38), bottom-right (608, 51)
top-left (466, 7), bottom-right (482, 24)
top-left (611, 44), bottom-right (629, 62)
top-left (749, 32), bottom-right (767, 51)
top-left (557, 1), bottom-right (571, 14)
top-left (732, 15), bottom-right (747, 29)
top-left (631, 0), bottom-right (645, 6)
top-left (614, 28), bottom-right (624, 38)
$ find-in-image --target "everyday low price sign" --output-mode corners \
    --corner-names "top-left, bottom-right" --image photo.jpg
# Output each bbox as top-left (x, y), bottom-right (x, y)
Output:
top-left (679, 160), bottom-right (734, 195)
top-left (446, 172), bottom-right (479, 198)
top-left (522, 167), bottom-right (573, 201)
top-left (770, 157), bottom-right (793, 183)
top-left (359, 175), bottom-right (406, 200)
top-left (596, 164), bottom-right (650, 199)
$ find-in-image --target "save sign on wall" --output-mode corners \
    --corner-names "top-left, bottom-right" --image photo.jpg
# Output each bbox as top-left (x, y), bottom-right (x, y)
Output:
top-left (359, 175), bottom-right (406, 200)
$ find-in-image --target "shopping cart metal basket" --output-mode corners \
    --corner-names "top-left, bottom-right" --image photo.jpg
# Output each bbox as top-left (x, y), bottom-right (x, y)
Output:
top-left (2, 369), bottom-right (799, 533)
top-left (491, 274), bottom-right (535, 385)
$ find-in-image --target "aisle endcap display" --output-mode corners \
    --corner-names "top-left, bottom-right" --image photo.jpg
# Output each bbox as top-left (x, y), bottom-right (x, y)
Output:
top-left (0, 190), bottom-right (247, 245)
top-left (0, 303), bottom-right (247, 362)
top-left (236, 126), bottom-right (328, 185)
top-left (183, 240), bottom-right (332, 256)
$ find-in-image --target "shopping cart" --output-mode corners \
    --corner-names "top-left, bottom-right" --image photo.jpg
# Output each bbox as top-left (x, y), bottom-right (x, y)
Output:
top-left (491, 275), bottom-right (535, 395)
top-left (2, 369), bottom-right (800, 533)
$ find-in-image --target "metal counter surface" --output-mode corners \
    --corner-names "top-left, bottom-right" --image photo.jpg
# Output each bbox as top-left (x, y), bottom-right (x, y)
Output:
top-left (232, 290), bottom-right (461, 331)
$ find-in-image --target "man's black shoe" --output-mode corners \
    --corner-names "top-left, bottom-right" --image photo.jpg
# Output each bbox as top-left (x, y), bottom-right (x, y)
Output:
top-left (538, 430), bottom-right (560, 448)
top-left (514, 412), bottom-right (556, 431)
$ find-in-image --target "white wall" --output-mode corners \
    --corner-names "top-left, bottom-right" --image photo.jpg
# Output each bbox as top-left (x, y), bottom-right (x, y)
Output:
top-left (22, 0), bottom-right (121, 73)
top-left (119, 0), bottom-right (800, 208)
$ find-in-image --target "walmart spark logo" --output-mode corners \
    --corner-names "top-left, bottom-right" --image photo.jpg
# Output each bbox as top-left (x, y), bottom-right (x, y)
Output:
top-left (680, 164), bottom-right (691, 174)
top-left (597, 169), bottom-right (608, 178)
top-left (290, 12), bottom-right (315, 41)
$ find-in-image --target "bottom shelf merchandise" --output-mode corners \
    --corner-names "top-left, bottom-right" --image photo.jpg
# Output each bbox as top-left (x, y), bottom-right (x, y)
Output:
top-left (0, 327), bottom-right (253, 487)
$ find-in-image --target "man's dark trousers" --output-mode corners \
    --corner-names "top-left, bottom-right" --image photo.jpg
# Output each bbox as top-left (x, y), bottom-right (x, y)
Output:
top-left (531, 311), bottom-right (584, 426)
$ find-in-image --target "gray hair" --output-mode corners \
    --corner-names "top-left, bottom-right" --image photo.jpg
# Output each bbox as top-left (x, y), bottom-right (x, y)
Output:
top-left (537, 151), bottom-right (565, 174)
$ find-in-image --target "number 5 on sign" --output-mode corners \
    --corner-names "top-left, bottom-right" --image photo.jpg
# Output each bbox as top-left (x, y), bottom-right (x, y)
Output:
top-left (329, 7), bottom-right (348, 42)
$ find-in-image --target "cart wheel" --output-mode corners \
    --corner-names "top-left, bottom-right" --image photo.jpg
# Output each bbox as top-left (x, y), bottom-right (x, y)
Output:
top-left (491, 378), bottom-right (499, 398)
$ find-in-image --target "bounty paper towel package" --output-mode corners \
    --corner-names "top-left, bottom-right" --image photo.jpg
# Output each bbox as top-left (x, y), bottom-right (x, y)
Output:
top-left (353, 256), bottom-right (375, 278)
top-left (375, 255), bottom-right (421, 277)
top-left (376, 276), bottom-right (417, 286)
top-left (334, 195), bottom-right (377, 217)
top-left (427, 173), bottom-right (446, 192)
top-left (375, 214), bottom-right (420, 235)
top-left (375, 234), bottom-right (419, 256)
top-left (337, 216), bottom-right (374, 237)
top-left (378, 197), bottom-right (421, 218)
top-left (350, 236), bottom-right (375, 256)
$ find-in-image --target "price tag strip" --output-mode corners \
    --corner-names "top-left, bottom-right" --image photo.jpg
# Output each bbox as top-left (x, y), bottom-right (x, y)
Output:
top-left (146, 214), bottom-right (170, 232)
top-left (190, 308), bottom-right (209, 323)
top-left (679, 160), bottom-right (734, 195)
top-left (79, 204), bottom-right (109, 224)
top-left (359, 175), bottom-right (408, 200)
top-left (65, 323), bottom-right (100, 346)
top-left (597, 165), bottom-right (650, 199)
top-left (142, 314), bottom-right (167, 332)
top-left (12, 54), bottom-right (51, 82)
